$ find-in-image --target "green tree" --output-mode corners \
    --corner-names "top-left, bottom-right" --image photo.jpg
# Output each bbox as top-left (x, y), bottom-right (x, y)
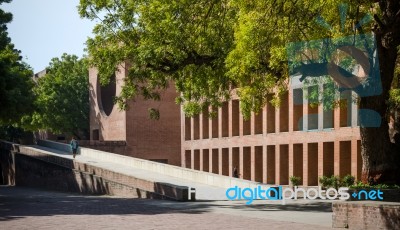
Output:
top-left (0, 0), bottom-right (34, 125)
top-left (26, 54), bottom-right (89, 139)
top-left (79, 0), bottom-right (400, 184)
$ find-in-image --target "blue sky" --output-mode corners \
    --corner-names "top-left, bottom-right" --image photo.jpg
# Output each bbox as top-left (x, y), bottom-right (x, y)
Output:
top-left (2, 0), bottom-right (98, 73)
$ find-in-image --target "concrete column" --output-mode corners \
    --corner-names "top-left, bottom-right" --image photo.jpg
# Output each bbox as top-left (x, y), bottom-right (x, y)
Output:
top-left (218, 107), bottom-right (223, 138)
top-left (275, 144), bottom-right (280, 184)
top-left (239, 105), bottom-right (244, 137)
top-left (318, 142), bottom-right (324, 178)
top-left (334, 140), bottom-right (340, 175)
top-left (191, 117), bottom-right (194, 140)
top-left (199, 148), bottom-right (204, 171)
top-left (239, 147), bottom-right (244, 179)
top-left (303, 143), bottom-right (308, 185)
top-left (229, 147), bottom-right (233, 177)
top-left (262, 145), bottom-right (267, 183)
top-left (199, 112), bottom-right (203, 140)
top-left (262, 105), bottom-right (267, 136)
top-left (209, 107), bottom-right (213, 139)
top-left (318, 84), bottom-right (324, 130)
top-left (229, 100), bottom-right (233, 138)
top-left (208, 148), bottom-right (213, 173)
top-left (289, 143), bottom-right (294, 177)
top-left (303, 95), bottom-right (309, 131)
top-left (289, 88), bottom-right (294, 132)
top-left (251, 146), bottom-right (255, 181)
top-left (190, 149), bottom-right (194, 169)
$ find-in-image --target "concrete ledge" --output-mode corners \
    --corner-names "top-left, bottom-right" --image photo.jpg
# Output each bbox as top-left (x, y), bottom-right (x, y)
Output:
top-left (37, 139), bottom-right (73, 154)
top-left (332, 202), bottom-right (400, 229)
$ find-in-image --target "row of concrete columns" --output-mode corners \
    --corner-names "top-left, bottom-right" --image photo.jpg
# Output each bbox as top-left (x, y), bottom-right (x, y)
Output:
top-left (184, 89), bottom-right (357, 141)
top-left (184, 139), bottom-right (361, 186)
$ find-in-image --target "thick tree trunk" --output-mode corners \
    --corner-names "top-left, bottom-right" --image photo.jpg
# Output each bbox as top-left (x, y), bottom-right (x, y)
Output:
top-left (360, 1), bottom-right (400, 184)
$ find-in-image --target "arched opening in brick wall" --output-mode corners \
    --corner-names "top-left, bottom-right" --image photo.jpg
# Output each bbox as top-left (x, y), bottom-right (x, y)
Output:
top-left (98, 74), bottom-right (116, 116)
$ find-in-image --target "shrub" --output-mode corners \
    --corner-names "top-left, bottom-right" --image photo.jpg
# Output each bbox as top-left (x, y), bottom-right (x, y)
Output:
top-left (290, 176), bottom-right (301, 187)
top-left (319, 175), bottom-right (331, 189)
top-left (342, 174), bottom-right (355, 187)
top-left (331, 175), bottom-right (341, 189)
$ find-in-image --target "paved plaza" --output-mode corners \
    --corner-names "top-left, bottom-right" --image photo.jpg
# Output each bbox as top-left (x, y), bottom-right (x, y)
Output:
top-left (0, 186), bottom-right (333, 230)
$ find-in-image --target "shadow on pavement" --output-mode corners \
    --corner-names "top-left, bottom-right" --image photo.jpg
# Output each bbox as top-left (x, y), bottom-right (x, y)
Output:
top-left (0, 186), bottom-right (332, 222)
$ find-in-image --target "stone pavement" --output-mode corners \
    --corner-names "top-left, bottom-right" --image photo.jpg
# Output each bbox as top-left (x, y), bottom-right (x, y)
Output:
top-left (0, 186), bottom-right (333, 229)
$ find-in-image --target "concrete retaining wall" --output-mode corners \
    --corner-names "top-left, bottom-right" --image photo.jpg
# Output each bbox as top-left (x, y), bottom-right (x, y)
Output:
top-left (37, 140), bottom-right (262, 189)
top-left (1, 140), bottom-right (189, 201)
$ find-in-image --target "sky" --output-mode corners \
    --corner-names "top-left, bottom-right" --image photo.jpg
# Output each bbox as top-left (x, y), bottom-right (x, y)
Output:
top-left (2, 0), bottom-right (98, 73)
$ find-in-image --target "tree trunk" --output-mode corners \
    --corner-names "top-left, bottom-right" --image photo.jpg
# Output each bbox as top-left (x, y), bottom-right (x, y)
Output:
top-left (360, 1), bottom-right (400, 184)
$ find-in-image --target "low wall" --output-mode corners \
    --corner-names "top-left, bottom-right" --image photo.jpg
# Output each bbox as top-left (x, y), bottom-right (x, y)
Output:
top-left (19, 145), bottom-right (188, 200)
top-left (37, 140), bottom-right (261, 189)
top-left (0, 141), bottom-right (17, 185)
top-left (1, 140), bottom-right (189, 201)
top-left (332, 202), bottom-right (400, 229)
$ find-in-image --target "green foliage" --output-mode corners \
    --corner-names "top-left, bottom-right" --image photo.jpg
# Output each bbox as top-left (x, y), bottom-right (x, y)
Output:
top-left (289, 176), bottom-right (301, 187)
top-left (79, 0), bottom-right (379, 119)
top-left (23, 54), bottom-right (89, 137)
top-left (342, 174), bottom-right (355, 187)
top-left (319, 175), bottom-right (342, 189)
top-left (350, 181), bottom-right (400, 189)
top-left (79, 0), bottom-right (235, 117)
top-left (0, 124), bottom-right (23, 141)
top-left (0, 1), bottom-right (35, 124)
top-left (319, 175), bottom-right (331, 189)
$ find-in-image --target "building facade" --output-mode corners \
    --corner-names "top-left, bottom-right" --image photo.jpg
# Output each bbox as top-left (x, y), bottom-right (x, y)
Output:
top-left (89, 63), bottom-right (182, 166)
top-left (181, 76), bottom-right (362, 186)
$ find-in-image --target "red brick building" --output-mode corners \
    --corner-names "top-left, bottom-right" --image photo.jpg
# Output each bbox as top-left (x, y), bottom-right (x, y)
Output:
top-left (182, 76), bottom-right (362, 186)
top-left (89, 63), bottom-right (362, 185)
top-left (89, 64), bottom-right (181, 166)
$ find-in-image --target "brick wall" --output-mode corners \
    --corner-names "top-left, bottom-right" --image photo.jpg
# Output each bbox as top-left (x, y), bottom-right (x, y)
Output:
top-left (89, 64), bottom-right (181, 166)
top-left (332, 202), bottom-right (400, 229)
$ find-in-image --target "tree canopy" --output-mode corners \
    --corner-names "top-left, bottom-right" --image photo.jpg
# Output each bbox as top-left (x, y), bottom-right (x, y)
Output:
top-left (24, 54), bottom-right (89, 138)
top-left (79, 0), bottom-right (400, 184)
top-left (0, 0), bottom-right (34, 125)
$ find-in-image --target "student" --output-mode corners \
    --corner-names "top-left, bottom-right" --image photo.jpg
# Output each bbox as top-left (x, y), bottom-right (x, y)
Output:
top-left (233, 166), bottom-right (239, 178)
top-left (70, 136), bottom-right (79, 159)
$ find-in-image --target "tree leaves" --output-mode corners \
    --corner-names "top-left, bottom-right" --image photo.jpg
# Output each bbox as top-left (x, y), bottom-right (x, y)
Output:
top-left (26, 54), bottom-right (89, 137)
top-left (0, 2), bottom-right (34, 125)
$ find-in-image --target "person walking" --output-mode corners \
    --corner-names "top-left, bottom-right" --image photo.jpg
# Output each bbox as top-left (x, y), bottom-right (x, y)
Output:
top-left (70, 136), bottom-right (79, 159)
top-left (233, 166), bottom-right (239, 178)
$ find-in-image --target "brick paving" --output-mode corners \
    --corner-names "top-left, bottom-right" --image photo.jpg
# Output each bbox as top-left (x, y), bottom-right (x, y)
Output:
top-left (0, 186), bottom-right (333, 229)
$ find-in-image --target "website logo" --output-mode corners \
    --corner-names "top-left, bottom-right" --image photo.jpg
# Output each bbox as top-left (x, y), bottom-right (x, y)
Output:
top-left (225, 186), bottom-right (383, 205)
top-left (286, 3), bottom-right (382, 129)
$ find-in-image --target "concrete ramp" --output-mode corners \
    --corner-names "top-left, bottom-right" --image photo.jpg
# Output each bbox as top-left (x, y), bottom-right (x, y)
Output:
top-left (13, 140), bottom-right (263, 200)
